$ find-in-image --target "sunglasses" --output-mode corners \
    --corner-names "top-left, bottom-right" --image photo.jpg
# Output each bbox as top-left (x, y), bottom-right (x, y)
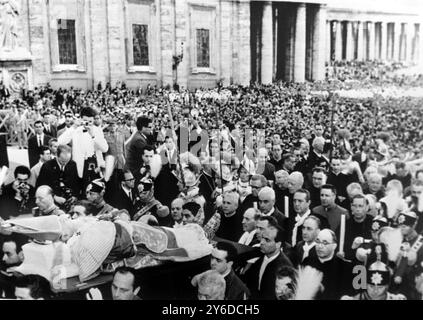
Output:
top-left (141, 182), bottom-right (153, 191)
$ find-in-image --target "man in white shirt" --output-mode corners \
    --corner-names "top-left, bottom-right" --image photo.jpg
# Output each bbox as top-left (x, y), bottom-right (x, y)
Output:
top-left (289, 215), bottom-right (321, 267)
top-left (290, 189), bottom-right (312, 246)
top-left (245, 223), bottom-right (293, 299)
top-left (58, 107), bottom-right (108, 188)
top-left (238, 208), bottom-right (260, 246)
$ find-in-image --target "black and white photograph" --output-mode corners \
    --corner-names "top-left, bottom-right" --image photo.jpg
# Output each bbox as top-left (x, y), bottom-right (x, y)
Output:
top-left (0, 0), bottom-right (422, 308)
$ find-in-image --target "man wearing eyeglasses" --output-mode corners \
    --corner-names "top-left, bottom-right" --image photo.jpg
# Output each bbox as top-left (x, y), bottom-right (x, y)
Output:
top-left (302, 229), bottom-right (354, 300)
top-left (108, 170), bottom-right (137, 219)
top-left (238, 174), bottom-right (267, 216)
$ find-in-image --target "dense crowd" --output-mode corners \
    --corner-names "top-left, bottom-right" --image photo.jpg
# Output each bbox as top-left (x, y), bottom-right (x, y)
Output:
top-left (0, 61), bottom-right (422, 300)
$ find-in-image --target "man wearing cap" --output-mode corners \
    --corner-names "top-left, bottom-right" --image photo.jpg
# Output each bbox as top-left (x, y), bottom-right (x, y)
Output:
top-left (341, 260), bottom-right (406, 300)
top-left (392, 211), bottom-right (423, 298)
top-left (133, 177), bottom-right (171, 227)
top-left (85, 180), bottom-right (118, 218)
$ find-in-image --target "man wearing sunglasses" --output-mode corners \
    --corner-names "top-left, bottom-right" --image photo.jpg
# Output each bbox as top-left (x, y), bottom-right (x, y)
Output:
top-left (132, 177), bottom-right (171, 226)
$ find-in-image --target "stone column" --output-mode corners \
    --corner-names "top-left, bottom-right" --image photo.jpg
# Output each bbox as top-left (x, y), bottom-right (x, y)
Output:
top-left (174, 0), bottom-right (187, 89)
top-left (368, 22), bottom-right (375, 60)
top-left (28, 0), bottom-right (49, 85)
top-left (239, 1), bottom-right (251, 85)
top-left (294, 3), bottom-right (306, 82)
top-left (393, 22), bottom-right (401, 61)
top-left (405, 23), bottom-right (413, 62)
top-left (357, 21), bottom-right (364, 60)
top-left (334, 20), bottom-right (342, 60)
top-left (107, 0), bottom-right (125, 86)
top-left (90, 0), bottom-right (109, 87)
top-left (346, 21), bottom-right (354, 60)
top-left (312, 4), bottom-right (326, 80)
top-left (261, 1), bottom-right (273, 84)
top-left (326, 20), bottom-right (331, 63)
top-left (380, 22), bottom-right (387, 60)
top-left (221, 0), bottom-right (232, 86)
top-left (160, 0), bottom-right (174, 87)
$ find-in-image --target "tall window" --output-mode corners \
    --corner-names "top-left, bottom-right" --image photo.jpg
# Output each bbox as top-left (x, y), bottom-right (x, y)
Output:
top-left (57, 19), bottom-right (77, 65)
top-left (196, 29), bottom-right (210, 68)
top-left (133, 24), bottom-right (149, 66)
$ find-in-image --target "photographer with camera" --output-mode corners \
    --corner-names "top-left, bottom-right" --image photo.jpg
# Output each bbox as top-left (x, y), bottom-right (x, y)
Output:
top-left (58, 106), bottom-right (108, 190)
top-left (0, 166), bottom-right (35, 219)
top-left (36, 144), bottom-right (80, 211)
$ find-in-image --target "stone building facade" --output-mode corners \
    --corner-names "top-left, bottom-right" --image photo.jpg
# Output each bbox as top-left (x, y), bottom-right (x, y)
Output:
top-left (2, 0), bottom-right (422, 91)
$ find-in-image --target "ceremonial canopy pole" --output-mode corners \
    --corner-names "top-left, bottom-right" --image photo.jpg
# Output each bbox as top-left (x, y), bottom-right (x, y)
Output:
top-left (328, 91), bottom-right (336, 163)
top-left (166, 95), bottom-right (187, 195)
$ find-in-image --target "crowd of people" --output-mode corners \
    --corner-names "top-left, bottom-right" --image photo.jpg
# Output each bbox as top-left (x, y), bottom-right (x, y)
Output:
top-left (0, 60), bottom-right (422, 300)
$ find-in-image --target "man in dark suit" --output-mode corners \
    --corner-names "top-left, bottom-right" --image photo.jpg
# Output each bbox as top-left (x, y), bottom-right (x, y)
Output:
top-left (352, 140), bottom-right (371, 174)
top-left (210, 242), bottom-right (250, 300)
top-left (289, 215), bottom-right (320, 267)
top-left (245, 224), bottom-right (293, 300)
top-left (302, 229), bottom-right (354, 300)
top-left (258, 186), bottom-right (287, 232)
top-left (42, 111), bottom-right (57, 138)
top-left (28, 120), bottom-right (51, 168)
top-left (0, 166), bottom-right (35, 218)
top-left (125, 116), bottom-right (152, 176)
top-left (308, 137), bottom-right (329, 175)
top-left (36, 144), bottom-right (80, 203)
top-left (107, 170), bottom-right (137, 219)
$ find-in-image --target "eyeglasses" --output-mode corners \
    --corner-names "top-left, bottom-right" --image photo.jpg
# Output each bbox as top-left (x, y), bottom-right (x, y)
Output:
top-left (124, 178), bottom-right (135, 182)
top-left (250, 185), bottom-right (262, 189)
top-left (315, 239), bottom-right (334, 246)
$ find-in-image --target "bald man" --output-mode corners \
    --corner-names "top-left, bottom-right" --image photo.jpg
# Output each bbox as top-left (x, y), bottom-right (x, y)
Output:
top-left (34, 185), bottom-right (66, 216)
top-left (258, 187), bottom-right (287, 233)
top-left (302, 229), bottom-right (354, 300)
top-left (170, 198), bottom-right (184, 227)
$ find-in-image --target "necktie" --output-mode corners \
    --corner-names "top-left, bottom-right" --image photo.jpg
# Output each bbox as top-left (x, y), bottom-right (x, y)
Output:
top-left (129, 190), bottom-right (132, 202)
top-left (38, 136), bottom-right (42, 147)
